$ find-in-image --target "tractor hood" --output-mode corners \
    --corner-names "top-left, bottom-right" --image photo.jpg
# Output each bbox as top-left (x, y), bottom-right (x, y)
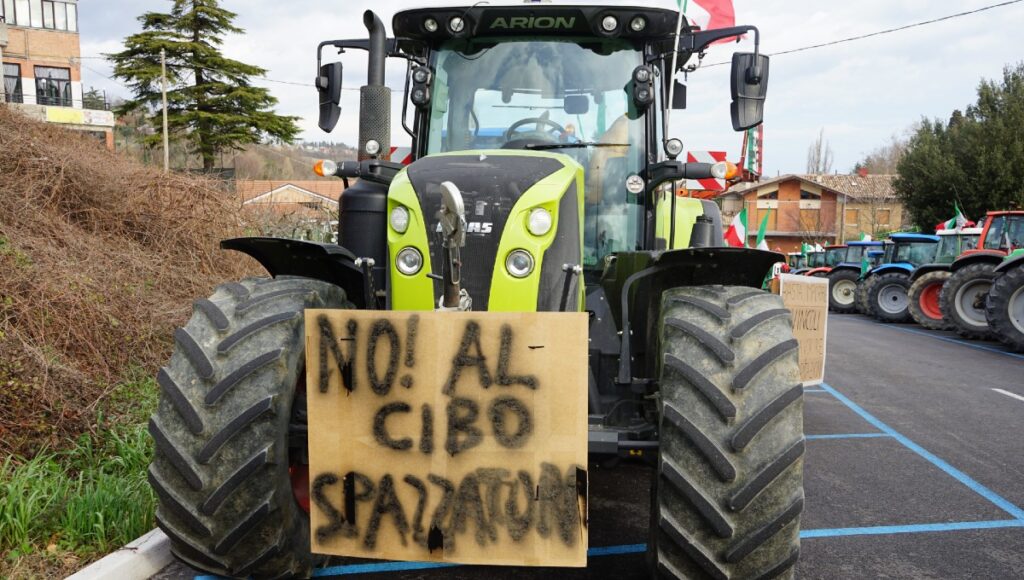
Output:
top-left (388, 150), bottom-right (584, 311)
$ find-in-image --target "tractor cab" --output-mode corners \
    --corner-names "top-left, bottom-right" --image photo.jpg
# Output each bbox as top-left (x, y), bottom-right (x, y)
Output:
top-left (806, 250), bottom-right (825, 268)
top-left (935, 227), bottom-right (982, 263)
top-left (859, 233), bottom-right (939, 323)
top-left (788, 252), bottom-right (807, 270)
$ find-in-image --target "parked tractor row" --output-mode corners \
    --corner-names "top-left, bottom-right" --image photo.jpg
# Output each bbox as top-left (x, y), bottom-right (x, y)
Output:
top-left (798, 211), bottom-right (1024, 352)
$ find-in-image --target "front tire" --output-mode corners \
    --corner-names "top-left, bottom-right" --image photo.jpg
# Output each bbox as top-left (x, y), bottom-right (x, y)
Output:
top-left (149, 277), bottom-right (348, 578)
top-left (854, 276), bottom-right (876, 315)
top-left (828, 270), bottom-right (859, 314)
top-left (650, 286), bottom-right (804, 580)
top-left (868, 273), bottom-right (911, 323)
top-left (908, 271), bottom-right (951, 330)
top-left (986, 265), bottom-right (1024, 352)
top-left (941, 263), bottom-right (996, 340)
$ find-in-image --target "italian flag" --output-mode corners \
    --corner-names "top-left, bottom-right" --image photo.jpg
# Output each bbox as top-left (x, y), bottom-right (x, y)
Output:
top-left (936, 201), bottom-right (969, 232)
top-left (756, 209), bottom-right (771, 250)
top-left (801, 242), bottom-right (813, 254)
top-left (859, 233), bottom-right (872, 242)
top-left (725, 207), bottom-right (747, 247)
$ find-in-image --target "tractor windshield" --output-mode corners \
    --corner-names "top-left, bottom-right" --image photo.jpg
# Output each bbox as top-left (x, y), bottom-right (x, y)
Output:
top-left (984, 216), bottom-right (1024, 250)
top-left (807, 252), bottom-right (824, 267)
top-left (892, 242), bottom-right (937, 267)
top-left (824, 248), bottom-right (845, 266)
top-left (845, 245), bottom-right (866, 264)
top-left (428, 38), bottom-right (645, 267)
top-left (935, 233), bottom-right (978, 262)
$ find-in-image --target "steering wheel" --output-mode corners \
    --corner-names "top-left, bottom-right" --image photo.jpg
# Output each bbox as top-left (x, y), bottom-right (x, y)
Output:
top-left (504, 115), bottom-right (566, 143)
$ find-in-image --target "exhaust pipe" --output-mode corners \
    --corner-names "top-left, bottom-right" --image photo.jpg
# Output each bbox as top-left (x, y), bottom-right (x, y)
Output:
top-left (359, 10), bottom-right (390, 161)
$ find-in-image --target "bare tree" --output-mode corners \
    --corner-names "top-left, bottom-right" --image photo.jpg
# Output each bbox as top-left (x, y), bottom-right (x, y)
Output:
top-left (853, 128), bottom-right (916, 174)
top-left (806, 128), bottom-right (834, 174)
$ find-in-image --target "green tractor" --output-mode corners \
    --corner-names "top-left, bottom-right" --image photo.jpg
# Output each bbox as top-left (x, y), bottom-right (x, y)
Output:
top-left (147, 3), bottom-right (804, 579)
top-left (986, 248), bottom-right (1024, 352)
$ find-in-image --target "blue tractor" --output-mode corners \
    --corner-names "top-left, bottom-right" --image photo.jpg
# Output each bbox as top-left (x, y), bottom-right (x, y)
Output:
top-left (863, 233), bottom-right (941, 323)
top-left (826, 240), bottom-right (883, 313)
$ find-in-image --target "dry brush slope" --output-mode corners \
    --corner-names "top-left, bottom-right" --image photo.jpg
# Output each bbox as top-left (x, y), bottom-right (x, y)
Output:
top-left (0, 105), bottom-right (258, 456)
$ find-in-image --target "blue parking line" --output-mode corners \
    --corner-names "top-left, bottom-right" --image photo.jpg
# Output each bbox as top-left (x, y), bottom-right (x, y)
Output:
top-left (806, 433), bottom-right (891, 440)
top-left (849, 318), bottom-right (1024, 361)
top-left (821, 383), bottom-right (1024, 521)
top-left (800, 519), bottom-right (1024, 539)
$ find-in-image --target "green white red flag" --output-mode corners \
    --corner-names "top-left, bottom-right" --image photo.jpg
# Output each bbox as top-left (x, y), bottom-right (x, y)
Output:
top-left (756, 209), bottom-right (771, 250)
top-left (725, 207), bottom-right (747, 247)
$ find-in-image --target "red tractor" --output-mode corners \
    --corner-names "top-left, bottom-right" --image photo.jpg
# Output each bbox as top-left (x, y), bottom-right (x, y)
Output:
top-left (941, 211), bottom-right (1024, 339)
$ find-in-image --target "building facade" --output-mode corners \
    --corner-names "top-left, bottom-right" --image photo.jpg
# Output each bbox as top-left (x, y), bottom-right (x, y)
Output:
top-left (716, 174), bottom-right (911, 253)
top-left (1, 0), bottom-right (114, 148)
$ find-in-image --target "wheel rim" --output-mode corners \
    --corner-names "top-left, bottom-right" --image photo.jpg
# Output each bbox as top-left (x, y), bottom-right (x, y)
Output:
top-left (833, 279), bottom-right (857, 306)
top-left (919, 283), bottom-right (943, 320)
top-left (878, 283), bottom-right (908, 314)
top-left (1011, 286), bottom-right (1024, 335)
top-left (955, 280), bottom-right (991, 327)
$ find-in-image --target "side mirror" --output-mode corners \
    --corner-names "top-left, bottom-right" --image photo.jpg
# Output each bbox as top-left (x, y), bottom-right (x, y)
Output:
top-left (316, 62), bottom-right (343, 132)
top-left (730, 52), bottom-right (769, 131)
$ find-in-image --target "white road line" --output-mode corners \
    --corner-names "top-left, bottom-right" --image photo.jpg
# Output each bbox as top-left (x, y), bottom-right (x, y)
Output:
top-left (992, 388), bottom-right (1024, 403)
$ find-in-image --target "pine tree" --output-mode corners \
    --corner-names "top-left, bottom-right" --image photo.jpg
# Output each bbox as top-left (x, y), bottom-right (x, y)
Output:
top-left (108, 0), bottom-right (299, 171)
top-left (895, 62), bottom-right (1024, 227)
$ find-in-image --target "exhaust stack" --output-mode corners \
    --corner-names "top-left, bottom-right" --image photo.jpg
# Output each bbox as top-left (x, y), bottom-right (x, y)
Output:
top-left (359, 11), bottom-right (391, 161)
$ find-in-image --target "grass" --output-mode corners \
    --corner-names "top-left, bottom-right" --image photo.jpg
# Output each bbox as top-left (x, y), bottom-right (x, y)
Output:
top-left (0, 375), bottom-right (158, 578)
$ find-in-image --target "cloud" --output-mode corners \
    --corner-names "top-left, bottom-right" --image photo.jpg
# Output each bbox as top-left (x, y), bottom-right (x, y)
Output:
top-left (75, 0), bottom-right (1024, 173)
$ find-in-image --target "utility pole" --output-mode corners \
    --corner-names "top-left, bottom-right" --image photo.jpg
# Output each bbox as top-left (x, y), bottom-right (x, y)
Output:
top-left (161, 48), bottom-right (169, 173)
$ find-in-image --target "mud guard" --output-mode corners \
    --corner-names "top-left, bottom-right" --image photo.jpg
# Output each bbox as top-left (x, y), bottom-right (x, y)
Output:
top-left (994, 252), bottom-right (1024, 274)
top-left (603, 247), bottom-right (784, 385)
top-left (910, 263), bottom-right (950, 283)
top-left (221, 237), bottom-right (370, 308)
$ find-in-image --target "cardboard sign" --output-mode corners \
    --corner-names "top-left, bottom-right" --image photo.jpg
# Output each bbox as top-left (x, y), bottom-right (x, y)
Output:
top-left (773, 274), bottom-right (828, 385)
top-left (304, 311), bottom-right (589, 567)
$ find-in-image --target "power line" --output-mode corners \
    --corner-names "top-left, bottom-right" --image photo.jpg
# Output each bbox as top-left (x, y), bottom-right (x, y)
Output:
top-left (703, 0), bottom-right (1024, 67)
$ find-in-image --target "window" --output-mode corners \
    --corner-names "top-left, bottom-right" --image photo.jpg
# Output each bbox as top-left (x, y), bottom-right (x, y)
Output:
top-left (1, 0), bottom-right (76, 30)
top-left (34, 66), bottom-right (71, 107)
top-left (3, 63), bottom-right (23, 103)
top-left (799, 189), bottom-right (820, 200)
top-left (29, 0), bottom-right (41, 27)
top-left (845, 208), bottom-right (859, 224)
top-left (875, 209), bottom-right (891, 226)
top-left (14, 0), bottom-right (28, 26)
top-left (758, 191), bottom-right (779, 200)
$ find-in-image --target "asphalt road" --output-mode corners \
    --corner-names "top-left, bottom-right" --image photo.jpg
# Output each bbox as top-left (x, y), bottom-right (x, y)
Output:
top-left (154, 313), bottom-right (1024, 580)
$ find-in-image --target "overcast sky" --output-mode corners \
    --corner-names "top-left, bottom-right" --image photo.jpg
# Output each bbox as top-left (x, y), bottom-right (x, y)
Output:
top-left (78, 0), bottom-right (1024, 175)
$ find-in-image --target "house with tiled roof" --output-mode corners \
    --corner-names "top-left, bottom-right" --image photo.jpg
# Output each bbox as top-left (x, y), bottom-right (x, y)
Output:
top-left (714, 172), bottom-right (910, 252)
top-left (236, 180), bottom-right (345, 243)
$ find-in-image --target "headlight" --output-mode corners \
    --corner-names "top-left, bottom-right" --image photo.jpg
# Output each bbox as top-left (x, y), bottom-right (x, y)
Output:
top-left (506, 250), bottom-right (535, 278)
top-left (630, 16), bottom-right (647, 32)
top-left (527, 208), bottom-right (553, 236)
top-left (396, 247), bottom-right (423, 275)
top-left (390, 206), bottom-right (410, 233)
top-left (600, 15), bottom-right (618, 32)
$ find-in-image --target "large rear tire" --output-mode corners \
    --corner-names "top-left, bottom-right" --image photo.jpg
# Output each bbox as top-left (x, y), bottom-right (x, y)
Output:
top-left (908, 271), bottom-right (951, 330)
top-left (986, 265), bottom-right (1024, 352)
top-left (855, 276), bottom-right (876, 316)
top-left (827, 270), bottom-right (859, 314)
top-left (149, 277), bottom-right (348, 579)
top-left (941, 263), bottom-right (996, 340)
top-left (650, 286), bottom-right (804, 580)
top-left (868, 272), bottom-right (911, 323)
